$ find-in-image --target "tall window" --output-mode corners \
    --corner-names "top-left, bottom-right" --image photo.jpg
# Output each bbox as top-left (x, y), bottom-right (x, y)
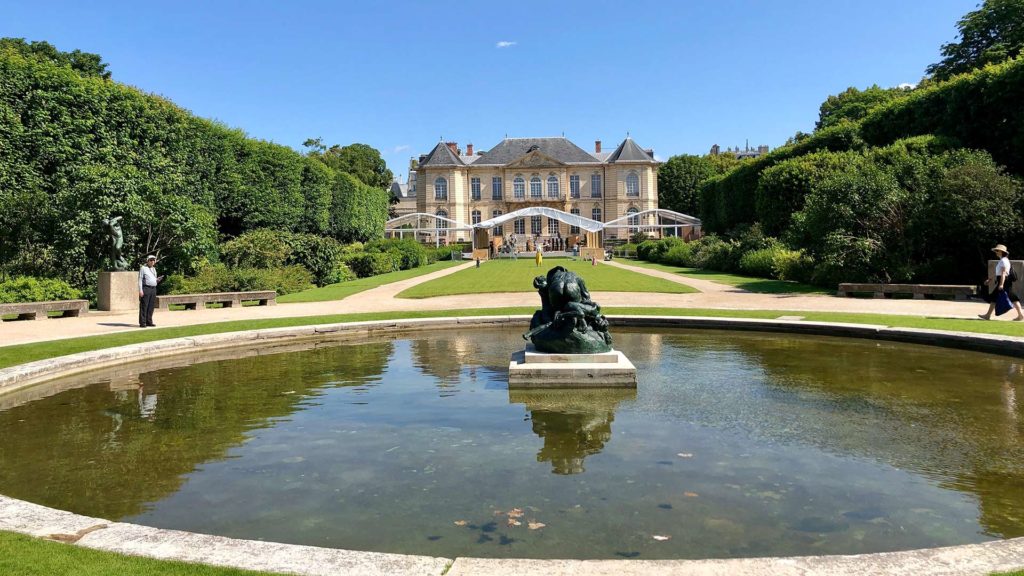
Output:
top-left (592, 207), bottom-right (602, 222)
top-left (514, 176), bottom-right (525, 199)
top-left (530, 176), bottom-right (542, 198)
top-left (514, 218), bottom-right (525, 235)
top-left (626, 172), bottom-right (640, 197)
top-left (627, 207), bottom-right (639, 233)
top-left (471, 177), bottom-right (481, 200)
top-left (570, 208), bottom-right (580, 234)
top-left (436, 209), bottom-right (449, 238)
top-left (547, 175), bottom-right (559, 198)
top-left (492, 209), bottom-right (503, 236)
top-left (590, 174), bottom-right (602, 198)
top-left (548, 217), bottom-right (559, 235)
top-left (471, 210), bottom-right (481, 225)
top-left (434, 177), bottom-right (448, 200)
top-left (531, 215), bottom-right (542, 234)
top-left (569, 175), bottom-right (580, 198)
top-left (491, 176), bottom-right (503, 200)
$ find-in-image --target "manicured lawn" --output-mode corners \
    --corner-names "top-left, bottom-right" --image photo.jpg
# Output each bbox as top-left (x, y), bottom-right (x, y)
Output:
top-left (0, 530), bottom-right (276, 576)
top-left (278, 260), bottom-right (464, 303)
top-left (4, 306), bottom-right (1024, 371)
top-left (623, 259), bottom-right (830, 295)
top-left (395, 258), bottom-right (698, 298)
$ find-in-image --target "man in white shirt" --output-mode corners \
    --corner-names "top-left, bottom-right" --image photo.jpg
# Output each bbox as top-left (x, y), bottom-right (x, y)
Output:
top-left (138, 255), bottom-right (163, 328)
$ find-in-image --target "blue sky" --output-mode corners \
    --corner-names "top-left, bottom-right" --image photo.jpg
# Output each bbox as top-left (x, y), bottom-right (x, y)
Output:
top-left (3, 0), bottom-right (973, 180)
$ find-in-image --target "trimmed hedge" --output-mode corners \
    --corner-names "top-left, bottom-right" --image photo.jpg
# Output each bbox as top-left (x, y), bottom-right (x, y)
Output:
top-left (0, 276), bottom-right (81, 304)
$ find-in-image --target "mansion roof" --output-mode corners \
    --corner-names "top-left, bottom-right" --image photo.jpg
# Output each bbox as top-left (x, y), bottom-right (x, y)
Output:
top-left (417, 136), bottom-right (656, 169)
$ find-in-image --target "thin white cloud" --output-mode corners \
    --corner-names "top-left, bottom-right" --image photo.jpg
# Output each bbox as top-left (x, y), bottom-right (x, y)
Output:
top-left (393, 144), bottom-right (410, 153)
top-left (496, 40), bottom-right (517, 48)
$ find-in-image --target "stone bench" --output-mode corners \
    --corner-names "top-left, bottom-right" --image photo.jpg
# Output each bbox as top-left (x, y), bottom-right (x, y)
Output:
top-left (0, 300), bottom-right (90, 321)
top-left (156, 291), bottom-right (277, 311)
top-left (837, 283), bottom-right (975, 300)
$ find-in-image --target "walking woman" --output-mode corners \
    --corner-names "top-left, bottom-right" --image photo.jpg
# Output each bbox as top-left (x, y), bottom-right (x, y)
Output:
top-left (980, 244), bottom-right (1024, 321)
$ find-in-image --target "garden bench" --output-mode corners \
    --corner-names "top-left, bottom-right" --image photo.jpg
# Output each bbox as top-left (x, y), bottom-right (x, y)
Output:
top-left (156, 291), bottom-right (276, 310)
top-left (837, 283), bottom-right (975, 300)
top-left (0, 299), bottom-right (89, 321)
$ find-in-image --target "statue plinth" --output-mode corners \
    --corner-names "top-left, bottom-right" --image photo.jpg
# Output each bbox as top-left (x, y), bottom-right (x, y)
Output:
top-left (98, 271), bottom-right (138, 311)
top-left (509, 344), bottom-right (637, 388)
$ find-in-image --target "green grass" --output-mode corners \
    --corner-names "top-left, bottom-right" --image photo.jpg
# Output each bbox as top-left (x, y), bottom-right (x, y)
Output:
top-left (3, 306), bottom-right (1024, 371)
top-left (0, 530), bottom-right (277, 576)
top-left (395, 258), bottom-right (698, 299)
top-left (278, 261), bottom-right (463, 303)
top-left (623, 259), bottom-right (830, 294)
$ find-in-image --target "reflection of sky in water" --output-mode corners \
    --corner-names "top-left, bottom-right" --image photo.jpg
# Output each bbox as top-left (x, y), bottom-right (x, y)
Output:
top-left (0, 328), bottom-right (1021, 560)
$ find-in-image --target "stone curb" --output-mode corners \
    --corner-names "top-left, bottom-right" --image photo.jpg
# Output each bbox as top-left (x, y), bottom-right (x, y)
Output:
top-left (3, 314), bottom-right (1024, 575)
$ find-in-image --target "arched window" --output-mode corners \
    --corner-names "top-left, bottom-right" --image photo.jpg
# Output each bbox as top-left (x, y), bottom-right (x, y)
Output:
top-left (625, 172), bottom-right (640, 197)
top-left (471, 210), bottom-right (481, 225)
top-left (513, 176), bottom-right (525, 199)
top-left (435, 209), bottom-right (449, 229)
top-left (627, 207), bottom-right (639, 233)
top-left (592, 206), bottom-right (602, 222)
top-left (530, 176), bottom-right (542, 198)
top-left (434, 177), bottom-right (448, 200)
top-left (547, 175), bottom-right (559, 198)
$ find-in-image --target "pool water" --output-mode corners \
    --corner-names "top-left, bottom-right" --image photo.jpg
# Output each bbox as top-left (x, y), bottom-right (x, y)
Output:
top-left (0, 327), bottom-right (1022, 559)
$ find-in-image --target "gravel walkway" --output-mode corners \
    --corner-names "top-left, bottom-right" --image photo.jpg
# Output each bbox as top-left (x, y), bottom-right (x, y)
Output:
top-left (0, 260), bottom-right (1001, 347)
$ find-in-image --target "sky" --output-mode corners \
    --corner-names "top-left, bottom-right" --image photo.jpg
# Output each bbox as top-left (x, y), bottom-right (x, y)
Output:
top-left (2, 0), bottom-right (975, 180)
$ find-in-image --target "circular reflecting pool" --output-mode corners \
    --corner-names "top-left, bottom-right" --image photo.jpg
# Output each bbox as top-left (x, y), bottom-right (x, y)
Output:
top-left (1, 327), bottom-right (1022, 560)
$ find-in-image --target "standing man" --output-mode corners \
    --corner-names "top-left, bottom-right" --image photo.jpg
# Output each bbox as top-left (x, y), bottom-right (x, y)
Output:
top-left (139, 255), bottom-right (163, 328)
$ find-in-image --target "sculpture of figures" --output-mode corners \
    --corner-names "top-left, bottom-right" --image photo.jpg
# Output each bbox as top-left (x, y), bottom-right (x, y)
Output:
top-left (102, 216), bottom-right (129, 271)
top-left (523, 266), bottom-right (612, 354)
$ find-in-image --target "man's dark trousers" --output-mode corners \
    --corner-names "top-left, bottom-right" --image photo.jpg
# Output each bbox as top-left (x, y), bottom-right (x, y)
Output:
top-left (140, 285), bottom-right (157, 327)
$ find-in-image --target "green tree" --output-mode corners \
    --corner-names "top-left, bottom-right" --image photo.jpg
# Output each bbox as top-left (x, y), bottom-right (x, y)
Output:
top-left (927, 0), bottom-right (1024, 80)
top-left (816, 85), bottom-right (912, 130)
top-left (330, 172), bottom-right (390, 243)
top-left (657, 155), bottom-right (715, 215)
top-left (313, 143), bottom-right (393, 190)
top-left (0, 38), bottom-right (109, 79)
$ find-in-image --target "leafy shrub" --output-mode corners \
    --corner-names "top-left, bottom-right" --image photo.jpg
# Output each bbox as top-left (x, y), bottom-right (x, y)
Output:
top-left (346, 252), bottom-right (399, 278)
top-left (285, 233), bottom-right (348, 286)
top-left (175, 264), bottom-right (313, 295)
top-left (230, 265), bottom-right (314, 295)
top-left (662, 243), bottom-right (696, 267)
top-left (692, 235), bottom-right (739, 271)
top-left (367, 238), bottom-right (428, 270)
top-left (772, 249), bottom-right (815, 284)
top-left (636, 240), bottom-right (659, 261)
top-left (738, 248), bottom-right (778, 278)
top-left (0, 276), bottom-right (81, 304)
top-left (619, 242), bottom-right (639, 256)
top-left (220, 229), bottom-right (290, 268)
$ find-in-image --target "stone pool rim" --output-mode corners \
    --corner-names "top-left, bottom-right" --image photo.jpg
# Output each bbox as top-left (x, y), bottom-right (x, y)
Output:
top-left (2, 314), bottom-right (1024, 575)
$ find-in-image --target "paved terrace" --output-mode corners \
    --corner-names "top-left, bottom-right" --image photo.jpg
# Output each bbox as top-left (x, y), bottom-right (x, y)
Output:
top-left (0, 260), bottom-right (1002, 347)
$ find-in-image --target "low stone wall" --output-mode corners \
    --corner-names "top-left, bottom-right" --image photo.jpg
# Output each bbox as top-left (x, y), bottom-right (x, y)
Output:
top-left (3, 314), bottom-right (1024, 575)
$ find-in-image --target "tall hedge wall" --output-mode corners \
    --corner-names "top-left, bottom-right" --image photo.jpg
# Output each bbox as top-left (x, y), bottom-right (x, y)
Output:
top-left (0, 47), bottom-right (388, 287)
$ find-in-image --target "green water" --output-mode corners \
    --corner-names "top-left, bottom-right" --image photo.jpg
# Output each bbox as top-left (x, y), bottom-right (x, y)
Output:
top-left (0, 328), bottom-right (1022, 559)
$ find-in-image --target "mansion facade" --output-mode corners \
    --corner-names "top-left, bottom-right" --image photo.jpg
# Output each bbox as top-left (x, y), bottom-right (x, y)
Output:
top-left (409, 136), bottom-right (659, 243)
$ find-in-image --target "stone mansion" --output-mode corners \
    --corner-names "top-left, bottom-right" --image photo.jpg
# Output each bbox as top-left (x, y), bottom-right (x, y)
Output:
top-left (397, 136), bottom-right (660, 243)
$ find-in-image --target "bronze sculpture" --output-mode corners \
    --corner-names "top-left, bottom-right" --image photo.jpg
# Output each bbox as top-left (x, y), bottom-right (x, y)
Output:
top-left (102, 216), bottom-right (129, 271)
top-left (524, 266), bottom-right (612, 354)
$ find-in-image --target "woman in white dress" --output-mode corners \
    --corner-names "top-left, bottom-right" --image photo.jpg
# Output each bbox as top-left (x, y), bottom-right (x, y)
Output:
top-left (980, 244), bottom-right (1024, 321)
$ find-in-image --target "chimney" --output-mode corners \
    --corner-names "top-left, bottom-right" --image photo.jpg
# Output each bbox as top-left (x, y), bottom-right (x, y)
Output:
top-left (466, 143), bottom-right (473, 156)
top-left (595, 140), bottom-right (602, 153)
top-left (446, 141), bottom-right (459, 155)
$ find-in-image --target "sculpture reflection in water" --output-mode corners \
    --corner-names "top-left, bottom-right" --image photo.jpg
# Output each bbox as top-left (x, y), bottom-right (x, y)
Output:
top-left (510, 388), bottom-right (636, 474)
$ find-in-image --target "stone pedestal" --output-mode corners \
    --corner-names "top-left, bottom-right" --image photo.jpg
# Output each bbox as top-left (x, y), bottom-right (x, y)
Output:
top-left (509, 344), bottom-right (637, 388)
top-left (98, 271), bottom-right (138, 312)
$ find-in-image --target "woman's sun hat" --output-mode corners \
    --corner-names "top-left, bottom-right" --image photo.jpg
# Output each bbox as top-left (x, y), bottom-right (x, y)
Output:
top-left (992, 244), bottom-right (1009, 255)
